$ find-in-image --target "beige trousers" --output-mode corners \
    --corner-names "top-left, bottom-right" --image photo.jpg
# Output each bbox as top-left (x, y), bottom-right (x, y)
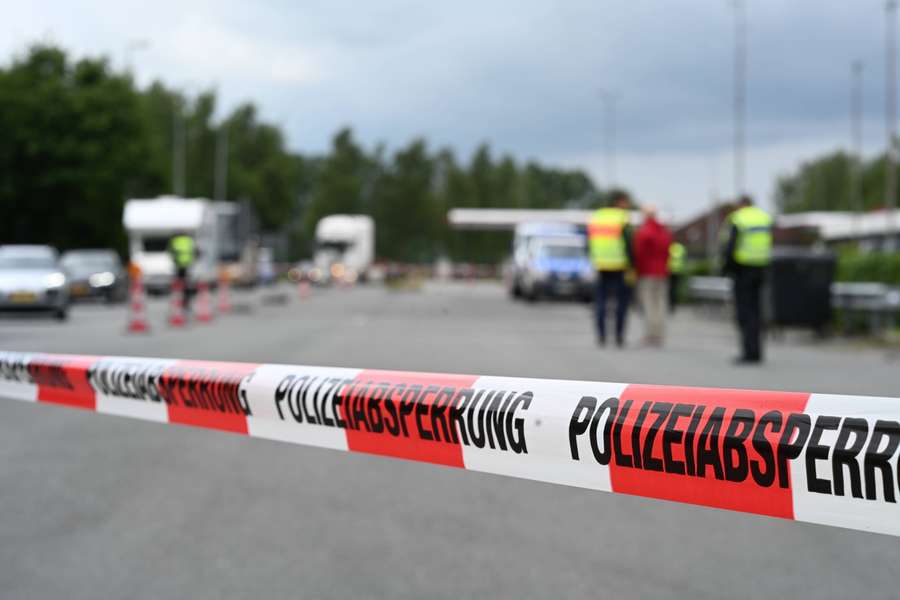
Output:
top-left (639, 277), bottom-right (667, 343)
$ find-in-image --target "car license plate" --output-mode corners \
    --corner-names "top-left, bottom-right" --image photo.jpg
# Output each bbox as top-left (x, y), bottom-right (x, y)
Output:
top-left (72, 283), bottom-right (89, 296)
top-left (9, 291), bottom-right (37, 304)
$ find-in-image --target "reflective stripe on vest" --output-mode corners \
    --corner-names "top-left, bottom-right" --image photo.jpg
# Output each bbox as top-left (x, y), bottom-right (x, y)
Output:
top-left (668, 242), bottom-right (686, 274)
top-left (730, 206), bottom-right (772, 267)
top-left (588, 207), bottom-right (629, 270)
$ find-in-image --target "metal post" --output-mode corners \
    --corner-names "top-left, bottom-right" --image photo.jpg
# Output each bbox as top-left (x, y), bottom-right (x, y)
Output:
top-left (215, 123), bottom-right (229, 201)
top-left (887, 0), bottom-right (898, 249)
top-left (733, 0), bottom-right (746, 199)
top-left (598, 90), bottom-right (618, 189)
top-left (852, 61), bottom-right (864, 210)
top-left (172, 97), bottom-right (186, 196)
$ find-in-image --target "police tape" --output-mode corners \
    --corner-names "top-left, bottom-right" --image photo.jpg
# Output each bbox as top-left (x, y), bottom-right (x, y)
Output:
top-left (1, 350), bottom-right (898, 537)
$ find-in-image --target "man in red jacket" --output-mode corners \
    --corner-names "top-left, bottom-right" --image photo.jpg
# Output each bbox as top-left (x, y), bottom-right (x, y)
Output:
top-left (633, 206), bottom-right (673, 346)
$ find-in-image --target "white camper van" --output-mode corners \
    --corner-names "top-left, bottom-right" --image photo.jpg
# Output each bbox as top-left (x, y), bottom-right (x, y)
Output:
top-left (123, 196), bottom-right (219, 293)
top-left (314, 215), bottom-right (375, 283)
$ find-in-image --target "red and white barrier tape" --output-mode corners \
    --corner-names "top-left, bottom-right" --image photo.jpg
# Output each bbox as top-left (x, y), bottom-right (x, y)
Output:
top-left (1, 351), bottom-right (898, 537)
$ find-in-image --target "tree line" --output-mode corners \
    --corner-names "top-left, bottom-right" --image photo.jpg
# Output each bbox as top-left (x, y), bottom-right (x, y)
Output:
top-left (775, 149), bottom-right (900, 214)
top-left (0, 44), bottom-right (616, 264)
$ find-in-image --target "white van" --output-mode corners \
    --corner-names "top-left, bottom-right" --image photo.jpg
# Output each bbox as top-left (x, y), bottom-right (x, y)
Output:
top-left (123, 196), bottom-right (219, 293)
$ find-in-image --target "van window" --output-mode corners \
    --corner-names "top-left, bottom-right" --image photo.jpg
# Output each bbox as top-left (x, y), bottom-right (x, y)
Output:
top-left (143, 237), bottom-right (170, 253)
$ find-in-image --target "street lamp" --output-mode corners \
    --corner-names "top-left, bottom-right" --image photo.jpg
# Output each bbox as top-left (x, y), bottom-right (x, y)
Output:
top-left (886, 0), bottom-right (897, 249)
top-left (732, 0), bottom-right (746, 200)
top-left (597, 88), bottom-right (618, 190)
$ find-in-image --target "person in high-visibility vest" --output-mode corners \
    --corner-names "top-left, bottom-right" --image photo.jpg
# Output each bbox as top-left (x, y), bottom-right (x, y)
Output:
top-left (169, 233), bottom-right (196, 311)
top-left (588, 192), bottom-right (634, 347)
top-left (667, 241), bottom-right (686, 313)
top-left (721, 196), bottom-right (773, 364)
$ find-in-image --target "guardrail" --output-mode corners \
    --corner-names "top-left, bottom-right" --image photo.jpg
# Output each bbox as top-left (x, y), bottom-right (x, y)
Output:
top-left (687, 276), bottom-right (900, 333)
top-left (2, 351), bottom-right (899, 537)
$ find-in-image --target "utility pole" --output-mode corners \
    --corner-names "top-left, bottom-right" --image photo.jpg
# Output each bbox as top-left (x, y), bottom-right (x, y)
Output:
top-left (732, 0), bottom-right (747, 200)
top-left (850, 60), bottom-right (863, 212)
top-left (215, 122), bottom-right (229, 201)
top-left (707, 155), bottom-right (720, 264)
top-left (172, 97), bottom-right (186, 196)
top-left (598, 89), bottom-right (618, 189)
top-left (887, 0), bottom-right (898, 249)
top-left (851, 60), bottom-right (864, 234)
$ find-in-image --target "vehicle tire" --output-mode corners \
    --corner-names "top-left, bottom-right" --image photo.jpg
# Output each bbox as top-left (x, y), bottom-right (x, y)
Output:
top-left (54, 306), bottom-right (69, 321)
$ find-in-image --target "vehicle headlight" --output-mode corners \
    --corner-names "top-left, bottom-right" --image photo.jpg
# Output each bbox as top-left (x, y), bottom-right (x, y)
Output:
top-left (89, 271), bottom-right (115, 287)
top-left (45, 272), bottom-right (66, 288)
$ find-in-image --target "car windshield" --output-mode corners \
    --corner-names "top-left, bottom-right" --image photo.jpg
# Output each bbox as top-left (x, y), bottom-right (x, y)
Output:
top-left (61, 254), bottom-right (117, 270)
top-left (539, 244), bottom-right (585, 259)
top-left (0, 256), bottom-right (56, 269)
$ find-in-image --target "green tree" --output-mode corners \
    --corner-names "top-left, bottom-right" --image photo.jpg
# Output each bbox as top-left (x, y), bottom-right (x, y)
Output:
top-left (304, 128), bottom-right (372, 234)
top-left (371, 139), bottom-right (438, 261)
top-left (0, 45), bottom-right (146, 252)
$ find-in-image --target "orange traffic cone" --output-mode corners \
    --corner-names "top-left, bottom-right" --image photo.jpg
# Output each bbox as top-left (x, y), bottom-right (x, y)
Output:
top-left (168, 278), bottom-right (187, 327)
top-left (126, 265), bottom-right (150, 333)
top-left (196, 280), bottom-right (213, 323)
top-left (217, 270), bottom-right (231, 313)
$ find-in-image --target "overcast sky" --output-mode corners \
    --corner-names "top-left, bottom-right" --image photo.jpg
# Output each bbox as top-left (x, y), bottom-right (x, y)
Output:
top-left (3, 1), bottom-right (896, 220)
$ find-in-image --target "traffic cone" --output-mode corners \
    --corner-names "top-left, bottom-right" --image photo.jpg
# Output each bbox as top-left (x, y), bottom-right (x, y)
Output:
top-left (217, 270), bottom-right (231, 313)
top-left (168, 278), bottom-right (187, 327)
top-left (196, 280), bottom-right (213, 323)
top-left (126, 268), bottom-right (150, 333)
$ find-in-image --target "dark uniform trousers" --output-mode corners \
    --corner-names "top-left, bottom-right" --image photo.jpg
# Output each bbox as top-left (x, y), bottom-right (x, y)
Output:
top-left (595, 270), bottom-right (630, 344)
top-left (733, 266), bottom-right (764, 361)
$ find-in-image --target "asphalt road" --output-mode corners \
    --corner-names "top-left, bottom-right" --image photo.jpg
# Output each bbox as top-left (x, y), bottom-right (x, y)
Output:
top-left (1, 281), bottom-right (899, 599)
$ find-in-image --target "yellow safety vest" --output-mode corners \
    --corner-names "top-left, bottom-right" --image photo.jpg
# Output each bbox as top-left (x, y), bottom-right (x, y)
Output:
top-left (729, 206), bottom-right (772, 267)
top-left (668, 242), bottom-right (686, 274)
top-left (169, 235), bottom-right (196, 268)
top-left (588, 207), bottom-right (629, 271)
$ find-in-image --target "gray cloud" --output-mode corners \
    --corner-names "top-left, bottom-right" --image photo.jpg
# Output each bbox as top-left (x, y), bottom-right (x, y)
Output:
top-left (1, 0), bottom-right (895, 216)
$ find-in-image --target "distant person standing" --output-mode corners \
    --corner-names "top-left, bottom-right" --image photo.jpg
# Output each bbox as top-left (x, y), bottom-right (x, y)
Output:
top-left (633, 206), bottom-right (672, 346)
top-left (667, 241), bottom-right (686, 313)
top-left (721, 196), bottom-right (772, 364)
top-left (588, 193), bottom-right (634, 347)
top-left (169, 232), bottom-right (196, 310)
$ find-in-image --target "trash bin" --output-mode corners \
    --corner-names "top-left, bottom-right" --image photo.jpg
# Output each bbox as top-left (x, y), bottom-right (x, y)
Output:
top-left (767, 248), bottom-right (835, 331)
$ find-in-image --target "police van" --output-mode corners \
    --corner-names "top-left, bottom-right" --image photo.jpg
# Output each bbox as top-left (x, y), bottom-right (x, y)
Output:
top-left (508, 223), bottom-right (594, 302)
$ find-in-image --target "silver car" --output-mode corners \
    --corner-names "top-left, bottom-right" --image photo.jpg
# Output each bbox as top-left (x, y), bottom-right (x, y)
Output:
top-left (0, 245), bottom-right (70, 320)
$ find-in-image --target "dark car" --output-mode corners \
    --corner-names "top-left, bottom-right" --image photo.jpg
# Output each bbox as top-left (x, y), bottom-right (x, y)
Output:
top-left (61, 249), bottom-right (128, 303)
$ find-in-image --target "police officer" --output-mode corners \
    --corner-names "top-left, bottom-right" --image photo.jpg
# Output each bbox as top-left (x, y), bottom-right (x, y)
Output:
top-left (169, 232), bottom-right (196, 310)
top-left (588, 192), bottom-right (634, 347)
top-left (721, 196), bottom-right (772, 364)
top-left (667, 241), bottom-right (686, 313)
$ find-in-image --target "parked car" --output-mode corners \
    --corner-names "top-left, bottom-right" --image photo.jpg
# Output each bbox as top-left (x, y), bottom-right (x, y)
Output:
top-left (61, 249), bottom-right (128, 303)
top-left (0, 245), bottom-right (70, 319)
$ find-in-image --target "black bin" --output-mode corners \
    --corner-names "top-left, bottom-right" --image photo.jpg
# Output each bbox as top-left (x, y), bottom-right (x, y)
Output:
top-left (767, 249), bottom-right (835, 330)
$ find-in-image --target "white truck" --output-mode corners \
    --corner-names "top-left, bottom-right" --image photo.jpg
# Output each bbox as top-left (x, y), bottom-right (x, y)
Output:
top-left (123, 196), bottom-right (219, 293)
top-left (314, 215), bottom-right (375, 283)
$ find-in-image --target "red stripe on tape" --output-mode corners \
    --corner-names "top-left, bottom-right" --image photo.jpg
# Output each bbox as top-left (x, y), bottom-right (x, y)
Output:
top-left (341, 370), bottom-right (479, 467)
top-left (31, 354), bottom-right (97, 410)
top-left (609, 385), bottom-right (810, 519)
top-left (162, 361), bottom-right (258, 434)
